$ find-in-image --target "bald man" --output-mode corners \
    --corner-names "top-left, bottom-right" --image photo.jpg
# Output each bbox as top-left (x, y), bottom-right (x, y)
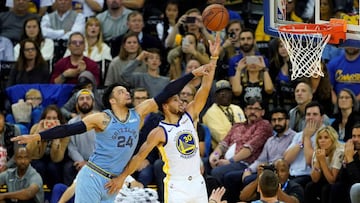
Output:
top-left (0, 147), bottom-right (44, 203)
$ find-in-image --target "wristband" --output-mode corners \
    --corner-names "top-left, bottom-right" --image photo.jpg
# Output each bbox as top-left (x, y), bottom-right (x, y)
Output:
top-left (210, 56), bottom-right (219, 60)
top-left (40, 121), bottom-right (87, 140)
top-left (209, 199), bottom-right (217, 203)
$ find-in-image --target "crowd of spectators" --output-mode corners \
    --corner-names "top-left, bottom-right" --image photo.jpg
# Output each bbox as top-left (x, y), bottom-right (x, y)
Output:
top-left (1, 0), bottom-right (360, 202)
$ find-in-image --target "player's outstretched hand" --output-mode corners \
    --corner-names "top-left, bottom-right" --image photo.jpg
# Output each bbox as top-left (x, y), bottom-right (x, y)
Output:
top-left (11, 134), bottom-right (40, 144)
top-left (209, 32), bottom-right (221, 58)
top-left (209, 187), bottom-right (227, 203)
top-left (105, 175), bottom-right (126, 195)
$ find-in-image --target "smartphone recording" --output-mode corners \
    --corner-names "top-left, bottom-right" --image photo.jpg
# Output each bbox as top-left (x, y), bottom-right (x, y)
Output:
top-left (228, 32), bottom-right (236, 39)
top-left (246, 56), bottom-right (260, 65)
top-left (185, 16), bottom-right (196, 24)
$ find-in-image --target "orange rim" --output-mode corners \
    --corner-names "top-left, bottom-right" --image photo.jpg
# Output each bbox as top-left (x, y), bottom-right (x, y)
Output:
top-left (278, 24), bottom-right (333, 34)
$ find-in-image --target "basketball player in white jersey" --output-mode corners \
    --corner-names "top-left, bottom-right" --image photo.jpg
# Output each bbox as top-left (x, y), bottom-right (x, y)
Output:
top-left (111, 33), bottom-right (221, 203)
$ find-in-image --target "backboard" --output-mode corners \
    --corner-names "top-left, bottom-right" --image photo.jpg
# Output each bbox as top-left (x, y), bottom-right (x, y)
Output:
top-left (264, 0), bottom-right (360, 47)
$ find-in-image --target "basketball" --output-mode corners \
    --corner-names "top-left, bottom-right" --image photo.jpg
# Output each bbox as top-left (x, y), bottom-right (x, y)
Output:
top-left (202, 4), bottom-right (229, 31)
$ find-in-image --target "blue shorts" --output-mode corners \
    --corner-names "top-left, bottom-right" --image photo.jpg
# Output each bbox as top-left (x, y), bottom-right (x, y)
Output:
top-left (75, 165), bottom-right (116, 203)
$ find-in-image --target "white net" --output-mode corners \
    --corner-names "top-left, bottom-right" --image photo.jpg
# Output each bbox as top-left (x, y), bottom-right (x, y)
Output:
top-left (278, 29), bottom-right (331, 80)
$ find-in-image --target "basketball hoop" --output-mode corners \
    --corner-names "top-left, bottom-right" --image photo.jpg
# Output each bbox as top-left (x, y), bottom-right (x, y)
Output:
top-left (278, 19), bottom-right (347, 80)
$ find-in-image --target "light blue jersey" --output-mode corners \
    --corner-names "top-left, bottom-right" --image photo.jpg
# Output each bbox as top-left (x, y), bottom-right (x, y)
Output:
top-left (88, 109), bottom-right (140, 175)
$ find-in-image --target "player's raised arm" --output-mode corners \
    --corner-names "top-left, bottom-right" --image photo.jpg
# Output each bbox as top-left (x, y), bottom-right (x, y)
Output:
top-left (105, 127), bottom-right (166, 194)
top-left (11, 112), bottom-right (106, 144)
top-left (187, 32), bottom-right (221, 118)
top-left (135, 63), bottom-right (212, 122)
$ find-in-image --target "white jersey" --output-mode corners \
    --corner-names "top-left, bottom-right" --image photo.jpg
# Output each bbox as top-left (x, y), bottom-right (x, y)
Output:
top-left (158, 112), bottom-right (201, 177)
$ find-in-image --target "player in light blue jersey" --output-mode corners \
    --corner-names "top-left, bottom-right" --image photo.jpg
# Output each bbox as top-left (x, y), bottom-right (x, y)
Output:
top-left (113, 32), bottom-right (221, 203)
top-left (11, 68), bottom-right (210, 203)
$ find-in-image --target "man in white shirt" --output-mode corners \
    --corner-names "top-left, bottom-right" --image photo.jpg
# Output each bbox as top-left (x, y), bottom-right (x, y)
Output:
top-left (41, 0), bottom-right (85, 40)
top-left (284, 101), bottom-right (325, 188)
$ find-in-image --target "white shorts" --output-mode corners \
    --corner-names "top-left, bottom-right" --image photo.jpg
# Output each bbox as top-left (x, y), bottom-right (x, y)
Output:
top-left (164, 175), bottom-right (208, 203)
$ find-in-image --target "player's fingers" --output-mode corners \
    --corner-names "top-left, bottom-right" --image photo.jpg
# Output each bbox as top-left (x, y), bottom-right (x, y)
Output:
top-left (106, 184), bottom-right (115, 194)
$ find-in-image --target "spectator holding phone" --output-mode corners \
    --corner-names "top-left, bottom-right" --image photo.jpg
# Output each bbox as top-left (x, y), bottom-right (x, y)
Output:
top-left (216, 19), bottom-right (243, 80)
top-left (164, 8), bottom-right (214, 50)
top-left (26, 105), bottom-right (70, 189)
top-left (228, 29), bottom-right (272, 111)
top-left (231, 54), bottom-right (273, 115)
top-left (167, 32), bottom-right (209, 79)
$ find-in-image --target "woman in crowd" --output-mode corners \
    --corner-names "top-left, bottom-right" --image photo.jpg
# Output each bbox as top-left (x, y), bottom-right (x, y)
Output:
top-left (26, 105), bottom-right (69, 189)
top-left (7, 39), bottom-right (49, 87)
top-left (104, 32), bottom-right (146, 86)
top-left (63, 17), bottom-right (112, 63)
top-left (307, 63), bottom-right (333, 116)
top-left (165, 8), bottom-right (214, 50)
top-left (268, 38), bottom-right (296, 112)
top-left (14, 16), bottom-right (54, 61)
top-left (305, 126), bottom-right (344, 203)
top-left (217, 19), bottom-right (243, 80)
top-left (331, 88), bottom-right (360, 142)
top-left (167, 32), bottom-right (209, 79)
top-left (156, 0), bottom-right (179, 44)
top-left (231, 55), bottom-right (274, 113)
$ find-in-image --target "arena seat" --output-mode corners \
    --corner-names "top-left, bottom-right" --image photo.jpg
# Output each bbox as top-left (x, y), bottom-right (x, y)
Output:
top-left (6, 84), bottom-right (75, 107)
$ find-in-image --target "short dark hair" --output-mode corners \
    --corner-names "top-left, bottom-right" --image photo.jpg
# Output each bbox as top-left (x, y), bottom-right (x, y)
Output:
top-left (68, 32), bottom-right (85, 44)
top-left (270, 107), bottom-right (289, 119)
top-left (259, 170), bottom-right (279, 198)
top-left (246, 97), bottom-right (264, 109)
top-left (40, 105), bottom-right (66, 124)
top-left (305, 101), bottom-right (324, 116)
top-left (146, 48), bottom-right (161, 60)
top-left (127, 10), bottom-right (143, 21)
top-left (132, 87), bottom-right (149, 98)
top-left (239, 28), bottom-right (255, 39)
top-left (352, 122), bottom-right (360, 130)
top-left (102, 83), bottom-right (130, 109)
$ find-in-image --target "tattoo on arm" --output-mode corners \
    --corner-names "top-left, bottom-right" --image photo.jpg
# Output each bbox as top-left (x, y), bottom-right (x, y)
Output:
top-left (102, 114), bottom-right (110, 128)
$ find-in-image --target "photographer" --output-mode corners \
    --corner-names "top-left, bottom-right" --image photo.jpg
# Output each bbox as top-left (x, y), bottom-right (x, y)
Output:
top-left (240, 159), bottom-right (304, 203)
top-left (164, 8), bottom-right (214, 50)
top-left (222, 108), bottom-right (295, 202)
top-left (241, 108), bottom-right (296, 185)
top-left (205, 97), bottom-right (273, 202)
top-left (216, 19), bottom-right (242, 80)
top-left (221, 20), bottom-right (242, 59)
